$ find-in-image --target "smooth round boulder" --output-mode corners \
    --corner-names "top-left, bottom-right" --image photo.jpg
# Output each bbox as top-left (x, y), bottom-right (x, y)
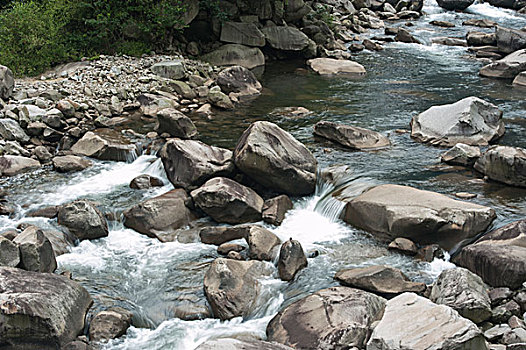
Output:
top-left (88, 307), bottom-right (133, 342)
top-left (129, 174), bottom-right (164, 189)
top-left (52, 155), bottom-right (92, 173)
top-left (246, 226), bottom-right (281, 261)
top-left (307, 58), bottom-right (366, 76)
top-left (277, 239), bottom-right (308, 281)
top-left (436, 0), bottom-right (474, 10)
top-left (0, 65), bottom-right (14, 100)
top-left (314, 121), bottom-right (390, 150)
top-left (155, 108), bottom-right (197, 139)
top-left (57, 200), bottom-right (109, 241)
top-left (13, 228), bottom-right (57, 273)
top-left (474, 145), bottom-right (526, 188)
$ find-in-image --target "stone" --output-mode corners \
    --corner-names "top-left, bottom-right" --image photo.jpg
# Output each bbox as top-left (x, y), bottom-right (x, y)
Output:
top-left (63, 340), bottom-right (93, 350)
top-left (138, 93), bottom-right (177, 117)
top-left (234, 121), bottom-right (317, 196)
top-left (262, 26), bottom-right (311, 51)
top-left (307, 58), bottom-right (366, 76)
top-left (480, 49), bottom-right (526, 79)
top-left (191, 177), bottom-right (264, 224)
top-left (220, 22), bottom-right (265, 47)
top-left (33, 146), bottom-right (53, 162)
top-left (151, 60), bottom-right (186, 80)
top-left (430, 267), bottom-right (492, 323)
top-left (335, 265), bottom-right (426, 296)
top-left (489, 287), bottom-right (513, 306)
top-left (216, 65), bottom-right (262, 100)
top-left (387, 237), bottom-right (418, 255)
top-left (0, 155), bottom-right (41, 176)
top-left (0, 267), bottom-right (92, 349)
top-left (13, 228), bottom-right (56, 273)
top-left (155, 108), bottom-right (197, 139)
top-left (0, 236), bottom-right (19, 267)
top-left (441, 143), bottom-right (481, 166)
top-left (195, 338), bottom-right (294, 350)
top-left (513, 72), bottom-right (526, 87)
top-left (160, 138), bottom-right (235, 191)
top-left (436, 0), bottom-right (474, 10)
top-left (21, 225), bottom-right (75, 257)
top-left (395, 28), bottom-right (421, 44)
top-left (485, 324), bottom-right (512, 341)
top-left (201, 44), bottom-right (265, 69)
top-left (56, 100), bottom-right (75, 117)
top-left (129, 174), bottom-right (164, 189)
top-left (52, 155), bottom-right (92, 173)
top-left (267, 287), bottom-right (386, 349)
top-left (262, 195), bottom-right (293, 226)
top-left (88, 307), bottom-right (133, 341)
top-left (0, 65), bottom-right (14, 100)
top-left (467, 31), bottom-right (497, 46)
top-left (199, 225), bottom-right (252, 245)
top-left (277, 239), bottom-right (307, 281)
top-left (343, 184), bottom-right (496, 250)
top-left (363, 39), bottom-right (384, 51)
top-left (502, 328), bottom-right (526, 345)
top-left (71, 130), bottom-right (137, 162)
top-left (203, 258), bottom-right (273, 320)
top-left (217, 243), bottom-right (245, 255)
top-left (57, 200), bottom-right (109, 241)
top-left (474, 146), bottom-right (526, 188)
top-left (123, 189), bottom-right (195, 239)
top-left (208, 88), bottom-right (234, 109)
top-left (26, 206), bottom-right (59, 219)
top-left (367, 293), bottom-right (488, 350)
top-left (463, 19), bottom-right (497, 28)
top-left (430, 20), bottom-right (456, 27)
top-left (496, 26), bottom-right (526, 54)
top-left (314, 121), bottom-right (390, 150)
top-left (0, 118), bottom-right (29, 143)
top-left (410, 96), bottom-right (505, 146)
top-left (246, 225), bottom-right (281, 261)
top-left (432, 37), bottom-right (467, 47)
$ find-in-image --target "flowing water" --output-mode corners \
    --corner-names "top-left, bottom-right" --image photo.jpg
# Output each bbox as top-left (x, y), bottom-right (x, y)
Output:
top-left (1, 1), bottom-right (526, 348)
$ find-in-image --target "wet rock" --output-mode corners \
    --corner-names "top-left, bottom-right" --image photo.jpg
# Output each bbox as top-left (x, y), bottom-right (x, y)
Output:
top-left (410, 96), bottom-right (504, 147)
top-left (204, 258), bottom-right (273, 320)
top-left (234, 121), bottom-right (317, 196)
top-left (160, 138), bottom-right (235, 191)
top-left (26, 205), bottom-right (59, 218)
top-left (173, 303), bottom-right (211, 321)
top-left (467, 31), bottom-right (497, 46)
top-left (363, 39), bottom-right (384, 51)
top-left (388, 237), bottom-right (418, 256)
top-left (262, 194), bottom-right (293, 226)
top-left (474, 146), bottom-right (526, 188)
top-left (21, 225), bottom-right (75, 257)
top-left (220, 22), bottom-right (266, 47)
top-left (191, 177), bottom-right (264, 224)
top-left (480, 49), bottom-right (526, 79)
top-left (227, 251), bottom-right (244, 260)
top-left (314, 121), bottom-right (390, 150)
top-left (201, 44), bottom-right (265, 69)
top-left (155, 108), bottom-right (197, 139)
top-left (151, 60), bottom-right (186, 80)
top-left (123, 189), bottom-right (195, 239)
top-left (0, 65), bottom-right (14, 100)
top-left (436, 0), bottom-right (474, 10)
top-left (0, 155), bottom-right (41, 176)
top-left (441, 143), bottom-right (481, 166)
top-left (199, 225), bottom-right (251, 245)
top-left (246, 225), bottom-right (281, 261)
top-left (52, 155), bottom-right (92, 173)
top-left (216, 65), bottom-right (262, 101)
top-left (513, 72), bottom-right (526, 87)
top-left (416, 244), bottom-right (445, 262)
top-left (0, 267), bottom-right (92, 349)
top-left (57, 200), bottom-right (109, 241)
top-left (71, 130), bottom-right (137, 162)
top-left (307, 58), bottom-right (366, 76)
top-left (430, 20), bottom-right (456, 27)
top-left (367, 293), bottom-right (488, 350)
top-left (496, 26), bottom-right (526, 54)
top-left (267, 287), bottom-right (386, 349)
top-left (463, 19), bottom-right (497, 28)
top-left (430, 267), bottom-right (492, 323)
top-left (208, 87), bottom-right (234, 109)
top-left (432, 37), bottom-right (467, 47)
top-left (129, 174), bottom-right (164, 189)
top-left (13, 228), bottom-right (56, 273)
top-left (88, 307), bottom-right (133, 342)
top-left (195, 338), bottom-right (294, 350)
top-left (343, 184), bottom-right (496, 250)
top-left (0, 236), bottom-right (20, 267)
top-left (217, 242), bottom-right (245, 255)
top-left (277, 239), bottom-right (307, 281)
top-left (335, 265), bottom-right (426, 296)
top-left (395, 28), bottom-right (421, 44)
top-left (0, 118), bottom-right (29, 143)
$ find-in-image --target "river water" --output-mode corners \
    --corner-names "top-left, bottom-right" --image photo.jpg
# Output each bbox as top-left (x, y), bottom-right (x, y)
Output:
top-left (1, 1), bottom-right (526, 349)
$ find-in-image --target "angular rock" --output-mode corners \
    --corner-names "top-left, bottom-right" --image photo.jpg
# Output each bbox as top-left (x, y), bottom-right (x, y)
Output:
top-left (314, 121), bottom-right (390, 150)
top-left (88, 307), bottom-right (133, 342)
top-left (436, 0), bottom-right (474, 10)
top-left (267, 287), bottom-right (386, 349)
top-left (71, 130), bottom-right (137, 162)
top-left (480, 49), bottom-right (526, 79)
top-left (0, 65), bottom-right (14, 100)
top-left (441, 143), bottom-right (481, 167)
top-left (0, 118), bottom-right (29, 143)
top-left (467, 31), bottom-right (497, 46)
top-left (307, 58), bottom-right (366, 76)
top-left (496, 26), bottom-right (526, 54)
top-left (485, 324), bottom-right (512, 341)
top-left (138, 93), bottom-right (177, 117)
top-left (410, 96), bottom-right (505, 146)
top-left (151, 60), bottom-right (186, 80)
top-left (216, 65), bottom-right (262, 101)
top-left (474, 146), bottom-right (526, 188)
top-left (201, 44), bottom-right (265, 69)
top-left (129, 174), bottom-right (164, 189)
top-left (0, 236), bottom-right (20, 267)
top-left (278, 239), bottom-right (308, 281)
top-left (246, 226), bottom-right (281, 261)
top-left (343, 184), bottom-right (496, 250)
top-left (513, 71), bottom-right (526, 87)
top-left (262, 195), bottom-right (293, 226)
top-left (52, 155), bottom-right (92, 173)
top-left (220, 22), bottom-right (265, 47)
top-left (195, 338), bottom-right (294, 350)
top-left (204, 258), bottom-right (272, 320)
top-left (367, 293), bottom-right (488, 350)
top-left (199, 225), bottom-right (251, 245)
top-left (208, 87), bottom-right (234, 109)
top-left (388, 237), bottom-right (418, 256)
top-left (234, 121), bottom-right (317, 196)
top-left (57, 200), bottom-right (109, 241)
top-left (261, 26), bottom-right (311, 51)
top-left (155, 108), bottom-right (197, 139)
top-left (21, 225), bottom-right (75, 257)
top-left (191, 177), bottom-right (264, 224)
top-left (0, 155), bottom-right (41, 176)
top-left (13, 228), bottom-right (57, 273)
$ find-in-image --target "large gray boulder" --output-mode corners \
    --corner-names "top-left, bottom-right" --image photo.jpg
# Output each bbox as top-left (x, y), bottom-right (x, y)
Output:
top-left (150, 60), bottom-right (186, 80)
top-left (220, 22), bottom-right (265, 47)
top-left (234, 121), bottom-right (317, 196)
top-left (216, 65), bottom-right (262, 100)
top-left (314, 121), bottom-right (390, 150)
top-left (0, 155), bottom-right (41, 176)
top-left (474, 145), bottom-right (526, 188)
top-left (70, 130), bottom-right (138, 162)
top-left (366, 293), bottom-right (488, 350)
top-left (196, 338), bottom-right (294, 350)
top-left (307, 58), bottom-right (366, 76)
top-left (155, 108), bottom-right (197, 139)
top-left (0, 65), bottom-right (14, 100)
top-left (204, 258), bottom-right (273, 320)
top-left (410, 96), bottom-right (505, 147)
top-left (191, 177), bottom-right (264, 224)
top-left (57, 200), bottom-right (109, 241)
top-left (436, 0), bottom-right (474, 10)
top-left (123, 189), bottom-right (196, 239)
top-left (201, 44), bottom-right (265, 69)
top-left (88, 307), bottom-right (133, 342)
top-left (430, 267), bottom-right (491, 324)
top-left (277, 239), bottom-right (308, 281)
top-left (343, 184), bottom-right (496, 250)
top-left (246, 225), bottom-right (281, 261)
top-left (20, 225), bottom-right (75, 257)
top-left (496, 26), bottom-right (526, 54)
top-left (52, 155), bottom-right (92, 173)
top-left (0, 118), bottom-right (29, 143)
top-left (0, 267), bottom-right (93, 349)
top-left (480, 49), bottom-right (526, 79)
top-left (261, 26), bottom-right (311, 51)
top-left (13, 228), bottom-right (57, 273)
top-left (267, 287), bottom-right (386, 349)
top-left (160, 139), bottom-right (235, 191)
top-left (0, 236), bottom-right (20, 267)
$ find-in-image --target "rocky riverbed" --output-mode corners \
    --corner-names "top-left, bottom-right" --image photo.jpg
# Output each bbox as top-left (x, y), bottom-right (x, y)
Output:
top-left (1, 0), bottom-right (526, 349)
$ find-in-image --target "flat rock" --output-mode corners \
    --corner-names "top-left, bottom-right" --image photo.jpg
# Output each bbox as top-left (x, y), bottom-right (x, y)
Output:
top-left (307, 58), bottom-right (366, 76)
top-left (71, 130), bottom-right (137, 162)
top-left (474, 145), bottom-right (526, 188)
top-left (261, 26), bottom-right (311, 51)
top-left (0, 155), bottom-right (41, 176)
top-left (151, 60), bottom-right (186, 80)
top-left (314, 121), bottom-right (390, 150)
top-left (199, 225), bottom-right (252, 245)
top-left (480, 49), bottom-right (526, 79)
top-left (52, 155), bottom-right (92, 173)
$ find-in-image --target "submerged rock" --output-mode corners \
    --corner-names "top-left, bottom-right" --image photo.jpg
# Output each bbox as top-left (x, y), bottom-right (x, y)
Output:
top-left (88, 307), bottom-right (133, 342)
top-left (277, 239), bottom-right (307, 281)
top-left (307, 58), bottom-right (366, 76)
top-left (474, 145), bottom-right (526, 188)
top-left (199, 225), bottom-right (252, 245)
top-left (57, 200), bottom-right (109, 241)
top-left (314, 121), bottom-right (390, 150)
top-left (0, 155), bottom-right (41, 176)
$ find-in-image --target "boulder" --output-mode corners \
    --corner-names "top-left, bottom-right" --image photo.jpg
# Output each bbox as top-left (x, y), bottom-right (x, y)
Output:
top-left (513, 71), bottom-right (526, 87)
top-left (13, 228), bottom-right (56, 273)
top-left (191, 177), bottom-right (264, 224)
top-left (216, 66), bottom-right (262, 100)
top-left (430, 267), bottom-right (492, 323)
top-left (277, 239), bottom-right (307, 281)
top-left (366, 293), bottom-right (488, 350)
top-left (480, 49), bottom-right (526, 79)
top-left (262, 195), bottom-right (293, 226)
top-left (436, 0), bottom-right (474, 10)
top-left (0, 155), bottom-right (41, 176)
top-left (463, 19), bottom-right (497, 28)
top-left (467, 32), bottom-right (497, 46)
top-left (0, 236), bottom-right (20, 267)
top-left (261, 26), bottom-right (311, 51)
top-left (123, 189), bottom-right (195, 239)
top-left (195, 339), bottom-right (294, 350)
top-left (395, 28), bottom-right (421, 44)
top-left (246, 225), bottom-right (281, 261)
top-left (52, 155), bottom-right (92, 173)
top-left (160, 139), bottom-right (235, 191)
top-left (21, 225), bottom-right (75, 257)
top-left (387, 237), bottom-right (418, 256)
top-left (199, 225), bottom-right (251, 245)
top-left (267, 287), bottom-right (386, 349)
top-left (220, 22), bottom-right (265, 47)
top-left (0, 65), bottom-right (14, 100)
top-left (57, 200), bottom-right (109, 241)
top-left (201, 44), bottom-right (265, 69)
top-left (70, 130), bottom-right (137, 162)
top-left (307, 58), bottom-right (366, 76)
top-left (208, 88), bottom-right (234, 109)
top-left (343, 184), bottom-right (496, 250)
top-left (151, 60), bottom-right (186, 80)
top-left (441, 143), bottom-right (481, 167)
top-left (0, 118), bottom-right (29, 143)
top-left (314, 121), bottom-right (390, 150)
top-left (432, 37), bottom-right (467, 47)
top-left (234, 121), bottom-right (317, 196)
top-left (335, 265), bottom-right (426, 296)
top-left (496, 26), bottom-right (526, 54)
top-left (217, 243), bottom-right (245, 255)
top-left (410, 96), bottom-right (505, 146)
top-left (88, 307), bottom-right (133, 342)
top-left (138, 93), bottom-right (177, 117)
top-left (129, 174), bottom-right (164, 189)
top-left (155, 108), bottom-right (197, 139)
top-left (474, 146), bottom-right (526, 188)
top-left (203, 258), bottom-right (273, 320)
top-left (0, 267), bottom-right (92, 349)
